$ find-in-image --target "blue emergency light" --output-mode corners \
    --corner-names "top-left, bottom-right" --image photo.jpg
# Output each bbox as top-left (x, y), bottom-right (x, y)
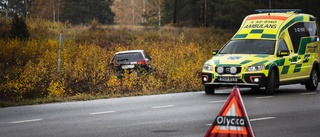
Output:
top-left (255, 9), bottom-right (301, 13)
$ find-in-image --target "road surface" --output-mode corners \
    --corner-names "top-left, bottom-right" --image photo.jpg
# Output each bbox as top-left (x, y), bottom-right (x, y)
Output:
top-left (0, 84), bottom-right (319, 137)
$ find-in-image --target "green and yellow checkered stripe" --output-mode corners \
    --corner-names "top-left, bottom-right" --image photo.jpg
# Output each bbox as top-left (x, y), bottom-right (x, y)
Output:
top-left (239, 55), bottom-right (270, 65)
top-left (212, 55), bottom-right (271, 66)
top-left (266, 54), bottom-right (312, 75)
top-left (233, 29), bottom-right (277, 39)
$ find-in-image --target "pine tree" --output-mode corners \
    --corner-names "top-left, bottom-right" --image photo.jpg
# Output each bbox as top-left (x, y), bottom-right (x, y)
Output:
top-left (10, 14), bottom-right (30, 40)
top-left (61, 0), bottom-right (114, 24)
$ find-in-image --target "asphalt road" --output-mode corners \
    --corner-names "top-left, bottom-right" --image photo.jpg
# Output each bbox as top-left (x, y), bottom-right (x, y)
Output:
top-left (0, 84), bottom-right (319, 137)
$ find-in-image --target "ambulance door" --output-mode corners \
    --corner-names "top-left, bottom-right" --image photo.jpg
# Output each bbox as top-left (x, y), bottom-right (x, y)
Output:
top-left (277, 39), bottom-right (297, 81)
top-left (288, 22), bottom-right (318, 78)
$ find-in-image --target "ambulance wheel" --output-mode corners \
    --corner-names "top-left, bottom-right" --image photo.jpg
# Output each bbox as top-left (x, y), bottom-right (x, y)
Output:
top-left (266, 70), bottom-right (277, 95)
top-left (205, 86), bottom-right (215, 94)
top-left (305, 67), bottom-right (318, 90)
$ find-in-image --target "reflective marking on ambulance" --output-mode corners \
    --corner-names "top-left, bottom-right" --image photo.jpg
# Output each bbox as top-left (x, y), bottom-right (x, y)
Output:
top-left (266, 54), bottom-right (314, 75)
top-left (233, 15), bottom-right (289, 39)
top-left (214, 55), bottom-right (271, 66)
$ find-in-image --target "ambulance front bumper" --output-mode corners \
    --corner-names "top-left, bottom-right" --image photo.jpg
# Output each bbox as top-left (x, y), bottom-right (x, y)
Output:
top-left (201, 72), bottom-right (268, 88)
top-left (204, 82), bottom-right (259, 88)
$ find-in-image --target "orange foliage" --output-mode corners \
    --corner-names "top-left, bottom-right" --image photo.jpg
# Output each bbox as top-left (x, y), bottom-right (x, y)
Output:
top-left (0, 21), bottom-right (232, 102)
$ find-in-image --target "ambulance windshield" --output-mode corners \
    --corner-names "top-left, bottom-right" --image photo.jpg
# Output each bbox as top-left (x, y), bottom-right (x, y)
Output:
top-left (219, 39), bottom-right (276, 55)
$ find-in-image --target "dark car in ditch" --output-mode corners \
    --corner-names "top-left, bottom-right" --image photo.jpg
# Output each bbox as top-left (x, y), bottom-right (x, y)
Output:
top-left (110, 50), bottom-right (153, 77)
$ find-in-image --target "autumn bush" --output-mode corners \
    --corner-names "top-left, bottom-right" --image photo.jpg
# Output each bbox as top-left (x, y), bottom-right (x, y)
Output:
top-left (0, 19), bottom-right (232, 104)
top-left (0, 15), bottom-right (11, 39)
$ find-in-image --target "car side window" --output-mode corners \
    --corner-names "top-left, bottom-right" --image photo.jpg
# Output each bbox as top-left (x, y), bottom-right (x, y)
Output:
top-left (111, 55), bottom-right (115, 63)
top-left (143, 51), bottom-right (150, 60)
top-left (277, 39), bottom-right (289, 54)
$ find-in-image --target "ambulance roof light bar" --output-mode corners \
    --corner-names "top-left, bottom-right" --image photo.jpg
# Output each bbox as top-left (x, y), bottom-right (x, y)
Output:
top-left (255, 9), bottom-right (301, 13)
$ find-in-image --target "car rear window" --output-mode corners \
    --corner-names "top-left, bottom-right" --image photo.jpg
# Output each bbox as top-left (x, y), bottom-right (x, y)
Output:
top-left (115, 52), bottom-right (144, 62)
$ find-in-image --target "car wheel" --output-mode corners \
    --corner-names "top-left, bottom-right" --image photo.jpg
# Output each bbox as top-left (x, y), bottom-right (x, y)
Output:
top-left (205, 86), bottom-right (215, 94)
top-left (305, 67), bottom-right (318, 90)
top-left (266, 69), bottom-right (277, 95)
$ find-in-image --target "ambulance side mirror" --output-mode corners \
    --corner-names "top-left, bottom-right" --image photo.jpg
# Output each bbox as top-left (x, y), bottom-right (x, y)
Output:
top-left (277, 50), bottom-right (290, 57)
top-left (212, 49), bottom-right (219, 55)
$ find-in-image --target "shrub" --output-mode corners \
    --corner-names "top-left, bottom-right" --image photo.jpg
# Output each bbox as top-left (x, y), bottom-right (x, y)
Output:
top-left (47, 80), bottom-right (66, 98)
top-left (0, 20), bottom-right (233, 103)
top-left (0, 15), bottom-right (11, 39)
top-left (10, 15), bottom-right (30, 40)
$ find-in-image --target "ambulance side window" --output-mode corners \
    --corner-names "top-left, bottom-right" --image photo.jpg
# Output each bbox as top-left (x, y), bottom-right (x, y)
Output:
top-left (277, 39), bottom-right (289, 54)
top-left (288, 22), bottom-right (317, 53)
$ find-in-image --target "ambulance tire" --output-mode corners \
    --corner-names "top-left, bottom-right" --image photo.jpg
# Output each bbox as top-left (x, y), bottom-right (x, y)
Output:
top-left (266, 70), bottom-right (277, 95)
top-left (205, 86), bottom-right (215, 94)
top-left (305, 67), bottom-right (318, 90)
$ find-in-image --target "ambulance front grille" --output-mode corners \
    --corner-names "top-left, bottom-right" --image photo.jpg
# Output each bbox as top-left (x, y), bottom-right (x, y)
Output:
top-left (215, 66), bottom-right (242, 74)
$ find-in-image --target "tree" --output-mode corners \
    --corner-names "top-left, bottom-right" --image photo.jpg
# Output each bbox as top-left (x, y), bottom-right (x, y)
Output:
top-left (274, 0), bottom-right (320, 21)
top-left (145, 0), bottom-right (162, 26)
top-left (10, 14), bottom-right (30, 40)
top-left (161, 0), bottom-right (255, 28)
top-left (112, 0), bottom-right (146, 25)
top-left (0, 0), bottom-right (32, 19)
top-left (30, 0), bottom-right (64, 22)
top-left (161, 0), bottom-right (174, 24)
top-left (172, 0), bottom-right (178, 24)
top-left (61, 0), bottom-right (115, 24)
top-left (213, 0), bottom-right (254, 30)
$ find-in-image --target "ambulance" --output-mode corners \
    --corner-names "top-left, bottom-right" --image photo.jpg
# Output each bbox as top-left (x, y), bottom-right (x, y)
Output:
top-left (202, 9), bottom-right (320, 94)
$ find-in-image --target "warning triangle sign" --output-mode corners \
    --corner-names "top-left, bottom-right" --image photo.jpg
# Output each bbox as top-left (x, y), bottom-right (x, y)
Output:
top-left (204, 87), bottom-right (255, 137)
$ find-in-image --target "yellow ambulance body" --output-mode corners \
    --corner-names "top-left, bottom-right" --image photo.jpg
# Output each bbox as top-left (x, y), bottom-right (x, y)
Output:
top-left (202, 9), bottom-right (320, 94)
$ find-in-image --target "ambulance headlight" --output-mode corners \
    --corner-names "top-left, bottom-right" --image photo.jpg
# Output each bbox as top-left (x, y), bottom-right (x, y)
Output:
top-left (203, 64), bottom-right (212, 71)
top-left (230, 66), bottom-right (237, 74)
top-left (246, 65), bottom-right (265, 72)
top-left (216, 66), bottom-right (224, 74)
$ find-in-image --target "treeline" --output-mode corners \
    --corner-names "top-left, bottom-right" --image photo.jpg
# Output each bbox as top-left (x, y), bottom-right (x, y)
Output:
top-left (160, 0), bottom-right (320, 30)
top-left (1, 0), bottom-right (319, 30)
top-left (0, 0), bottom-right (114, 24)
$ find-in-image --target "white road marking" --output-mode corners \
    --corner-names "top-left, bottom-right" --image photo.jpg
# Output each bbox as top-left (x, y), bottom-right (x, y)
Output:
top-left (11, 119), bottom-right (43, 124)
top-left (207, 100), bottom-right (226, 104)
top-left (151, 105), bottom-right (175, 109)
top-left (206, 124), bottom-right (212, 126)
top-left (256, 96), bottom-right (274, 99)
top-left (250, 117), bottom-right (276, 122)
top-left (301, 92), bottom-right (317, 95)
top-left (89, 111), bottom-right (115, 115)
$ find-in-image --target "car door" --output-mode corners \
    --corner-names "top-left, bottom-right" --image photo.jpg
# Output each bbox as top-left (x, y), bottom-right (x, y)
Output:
top-left (277, 39), bottom-right (300, 81)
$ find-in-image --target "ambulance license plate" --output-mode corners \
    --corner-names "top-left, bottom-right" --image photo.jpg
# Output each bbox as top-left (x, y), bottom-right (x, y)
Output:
top-left (219, 77), bottom-right (237, 82)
